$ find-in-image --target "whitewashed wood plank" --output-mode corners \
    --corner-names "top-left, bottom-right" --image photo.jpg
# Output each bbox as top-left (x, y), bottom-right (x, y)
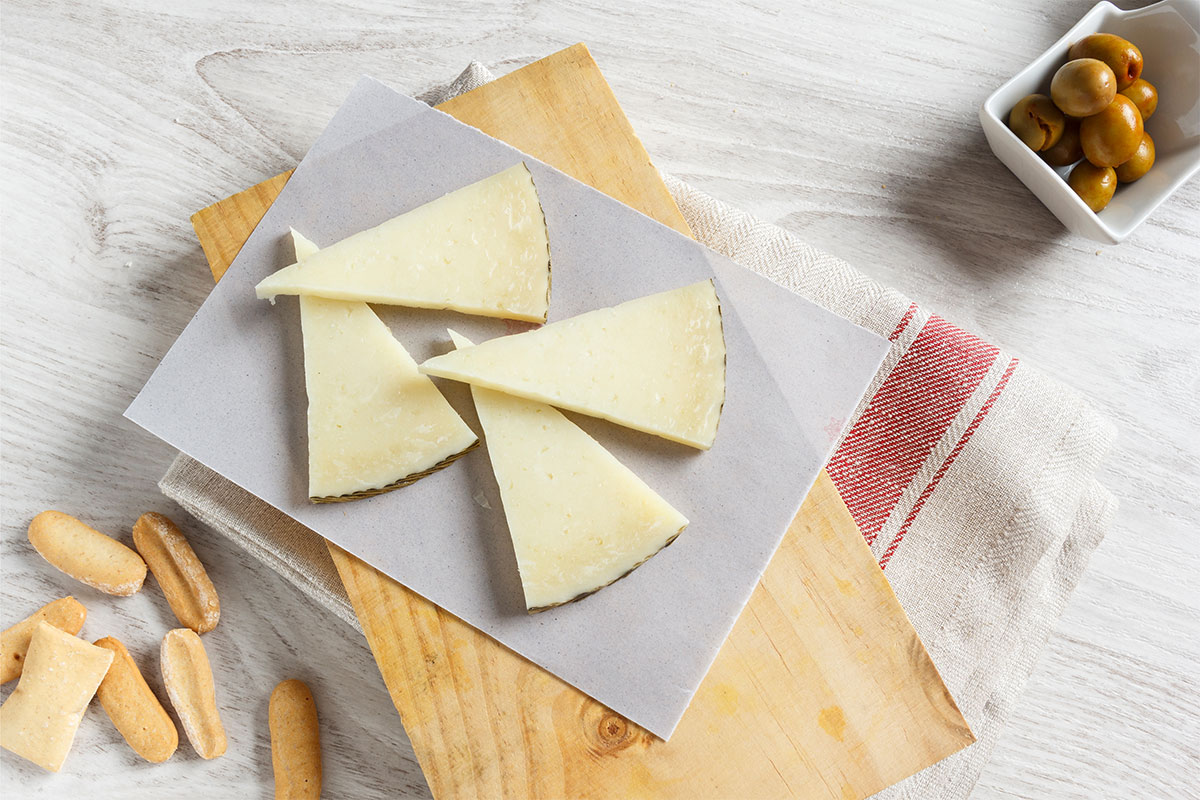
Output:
top-left (2, 1), bottom-right (1196, 797)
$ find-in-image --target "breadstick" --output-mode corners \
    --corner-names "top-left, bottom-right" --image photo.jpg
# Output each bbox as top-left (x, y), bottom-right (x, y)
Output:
top-left (1, 596), bottom-right (87, 683)
top-left (0, 622), bottom-right (113, 772)
top-left (132, 512), bottom-right (220, 633)
top-left (94, 636), bottom-right (178, 763)
top-left (160, 628), bottom-right (226, 759)
top-left (270, 679), bottom-right (322, 799)
top-left (28, 511), bottom-right (146, 596)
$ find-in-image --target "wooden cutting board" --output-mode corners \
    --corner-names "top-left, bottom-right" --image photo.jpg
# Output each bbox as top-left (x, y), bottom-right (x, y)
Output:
top-left (191, 43), bottom-right (973, 799)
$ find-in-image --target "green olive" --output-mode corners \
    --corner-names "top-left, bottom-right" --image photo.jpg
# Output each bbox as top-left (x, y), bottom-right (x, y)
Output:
top-left (1051, 58), bottom-right (1116, 117)
top-left (1080, 95), bottom-right (1143, 167)
top-left (1068, 33), bottom-right (1143, 91)
top-left (1042, 118), bottom-right (1083, 166)
top-left (1009, 94), bottom-right (1066, 151)
top-left (1068, 161), bottom-right (1117, 212)
top-left (1119, 78), bottom-right (1158, 121)
top-left (1115, 132), bottom-right (1155, 182)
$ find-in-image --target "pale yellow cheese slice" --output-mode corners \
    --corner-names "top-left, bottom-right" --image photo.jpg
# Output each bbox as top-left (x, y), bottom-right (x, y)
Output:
top-left (422, 281), bottom-right (726, 449)
top-left (258, 164), bottom-right (551, 322)
top-left (451, 331), bottom-right (688, 611)
top-left (292, 231), bottom-right (478, 502)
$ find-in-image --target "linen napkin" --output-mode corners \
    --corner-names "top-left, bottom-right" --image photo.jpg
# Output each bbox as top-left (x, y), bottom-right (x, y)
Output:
top-left (160, 62), bottom-right (1117, 799)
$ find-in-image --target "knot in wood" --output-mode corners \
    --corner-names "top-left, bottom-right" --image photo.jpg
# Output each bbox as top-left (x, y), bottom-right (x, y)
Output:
top-left (594, 712), bottom-right (630, 751)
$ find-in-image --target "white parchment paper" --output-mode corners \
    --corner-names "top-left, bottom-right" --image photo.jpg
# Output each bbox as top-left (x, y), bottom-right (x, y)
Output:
top-left (127, 77), bottom-right (888, 738)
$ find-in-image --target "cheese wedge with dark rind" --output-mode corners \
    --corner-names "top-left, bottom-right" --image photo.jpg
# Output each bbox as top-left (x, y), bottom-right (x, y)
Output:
top-left (292, 231), bottom-right (478, 502)
top-left (423, 281), bottom-right (726, 449)
top-left (452, 330), bottom-right (688, 611)
top-left (258, 164), bottom-right (551, 322)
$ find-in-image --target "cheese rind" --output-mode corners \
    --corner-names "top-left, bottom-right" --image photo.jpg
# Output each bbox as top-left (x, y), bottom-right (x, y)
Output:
top-left (423, 281), bottom-right (726, 449)
top-left (258, 164), bottom-right (551, 322)
top-left (294, 232), bottom-right (478, 502)
top-left (452, 330), bottom-right (689, 611)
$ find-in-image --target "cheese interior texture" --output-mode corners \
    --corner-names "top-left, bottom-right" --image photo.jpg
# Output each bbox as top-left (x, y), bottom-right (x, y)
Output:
top-left (422, 281), bottom-right (726, 449)
top-left (451, 331), bottom-right (688, 611)
top-left (294, 232), bottom-right (477, 501)
top-left (258, 164), bottom-right (551, 322)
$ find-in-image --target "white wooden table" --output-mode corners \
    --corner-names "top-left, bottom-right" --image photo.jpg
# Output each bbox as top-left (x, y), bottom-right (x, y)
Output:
top-left (3, 1), bottom-right (1197, 797)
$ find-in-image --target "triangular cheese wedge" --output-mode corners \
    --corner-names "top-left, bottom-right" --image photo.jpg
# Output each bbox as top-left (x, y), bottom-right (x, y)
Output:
top-left (423, 281), bottom-right (726, 449)
top-left (451, 331), bottom-right (688, 611)
top-left (292, 231), bottom-right (478, 502)
top-left (258, 164), bottom-right (551, 322)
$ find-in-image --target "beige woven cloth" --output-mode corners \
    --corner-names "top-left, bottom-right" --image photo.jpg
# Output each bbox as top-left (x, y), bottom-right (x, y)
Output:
top-left (161, 62), bottom-right (1117, 799)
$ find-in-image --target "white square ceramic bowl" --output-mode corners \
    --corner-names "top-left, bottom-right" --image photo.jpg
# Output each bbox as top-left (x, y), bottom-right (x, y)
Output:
top-left (980, 0), bottom-right (1200, 243)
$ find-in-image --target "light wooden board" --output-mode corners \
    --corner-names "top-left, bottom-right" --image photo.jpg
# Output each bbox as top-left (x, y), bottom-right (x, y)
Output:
top-left (190, 43), bottom-right (973, 799)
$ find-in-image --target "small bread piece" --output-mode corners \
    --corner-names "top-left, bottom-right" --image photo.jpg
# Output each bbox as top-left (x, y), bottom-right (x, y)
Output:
top-left (160, 628), bottom-right (226, 759)
top-left (1, 596), bottom-right (87, 683)
top-left (28, 511), bottom-right (147, 596)
top-left (0, 622), bottom-right (113, 772)
top-left (94, 636), bottom-right (178, 763)
top-left (270, 679), bottom-right (322, 799)
top-left (132, 512), bottom-right (220, 633)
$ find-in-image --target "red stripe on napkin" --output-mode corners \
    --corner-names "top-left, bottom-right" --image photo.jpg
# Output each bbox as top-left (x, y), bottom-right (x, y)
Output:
top-left (888, 302), bottom-right (919, 341)
top-left (877, 357), bottom-right (1020, 569)
top-left (827, 315), bottom-right (1001, 546)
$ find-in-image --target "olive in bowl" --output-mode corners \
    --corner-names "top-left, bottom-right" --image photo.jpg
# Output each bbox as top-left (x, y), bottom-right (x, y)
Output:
top-left (1008, 94), bottom-right (1065, 151)
top-left (1042, 118), bottom-right (1083, 167)
top-left (1050, 58), bottom-right (1116, 117)
top-left (1067, 161), bottom-right (1117, 212)
top-left (1115, 133), bottom-right (1155, 183)
top-left (1080, 94), bottom-right (1144, 167)
top-left (1068, 33), bottom-right (1143, 90)
top-left (1120, 78), bottom-right (1158, 121)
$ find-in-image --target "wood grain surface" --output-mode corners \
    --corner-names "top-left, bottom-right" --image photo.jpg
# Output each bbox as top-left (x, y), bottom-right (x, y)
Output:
top-left (332, 477), bottom-right (974, 800)
top-left (193, 43), bottom-right (972, 799)
top-left (2, 1), bottom-right (1197, 798)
